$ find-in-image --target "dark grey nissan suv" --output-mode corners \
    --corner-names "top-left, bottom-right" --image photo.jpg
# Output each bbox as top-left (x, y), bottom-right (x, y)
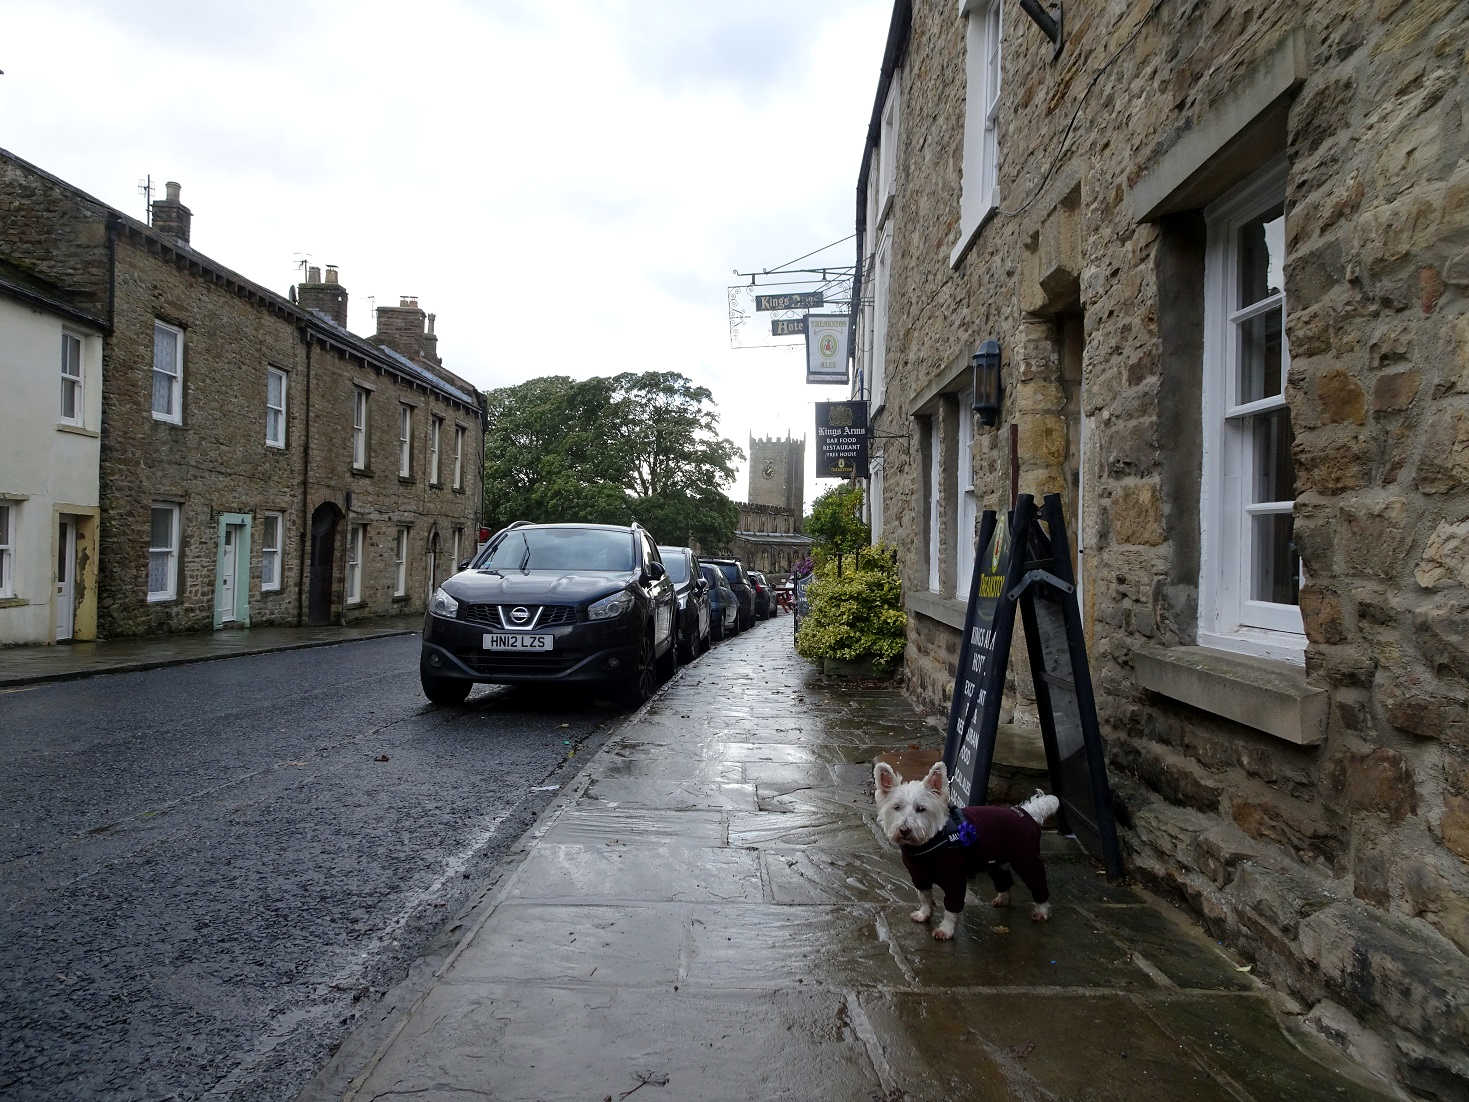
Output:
top-left (420, 522), bottom-right (678, 707)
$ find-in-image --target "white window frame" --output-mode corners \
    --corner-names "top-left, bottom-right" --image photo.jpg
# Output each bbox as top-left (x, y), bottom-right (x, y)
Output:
top-left (952, 0), bottom-right (1002, 267)
top-left (394, 526), bottom-right (409, 597)
top-left (353, 388), bottom-right (368, 469)
top-left (872, 224), bottom-right (892, 412)
top-left (265, 367), bottom-right (287, 448)
top-left (0, 503), bottom-right (14, 598)
top-left (398, 404), bottom-right (413, 478)
top-left (869, 462), bottom-right (884, 545)
top-left (1198, 158), bottom-right (1304, 664)
top-left (152, 320), bottom-right (183, 424)
top-left (347, 523), bottom-right (365, 604)
top-left (261, 511), bottom-right (283, 592)
top-left (60, 331), bottom-right (84, 426)
top-left (148, 503), bottom-right (180, 602)
top-left (429, 416), bottom-right (443, 485)
top-left (926, 417), bottom-right (941, 593)
top-left (877, 70), bottom-right (901, 217)
top-left (955, 410), bottom-right (977, 600)
top-left (453, 426), bottom-right (465, 490)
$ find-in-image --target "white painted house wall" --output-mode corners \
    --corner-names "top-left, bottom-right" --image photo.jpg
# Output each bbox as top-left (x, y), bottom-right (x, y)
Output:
top-left (0, 295), bottom-right (103, 643)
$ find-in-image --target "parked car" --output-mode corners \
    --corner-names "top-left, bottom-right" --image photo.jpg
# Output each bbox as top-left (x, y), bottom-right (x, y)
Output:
top-left (748, 571), bottom-right (775, 619)
top-left (701, 563), bottom-right (739, 641)
top-left (705, 558), bottom-right (756, 631)
top-left (420, 521), bottom-right (678, 707)
top-left (658, 544), bottom-right (711, 662)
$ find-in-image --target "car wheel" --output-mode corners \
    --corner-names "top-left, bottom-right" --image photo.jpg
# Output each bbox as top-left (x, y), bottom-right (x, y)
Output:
top-left (620, 631), bottom-right (657, 707)
top-left (699, 624), bottom-right (711, 654)
top-left (421, 673), bottom-right (471, 706)
top-left (711, 617), bottom-right (724, 642)
top-left (679, 626), bottom-right (694, 664)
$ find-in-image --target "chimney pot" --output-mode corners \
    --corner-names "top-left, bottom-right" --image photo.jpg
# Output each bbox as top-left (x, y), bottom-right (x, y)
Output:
top-left (325, 265), bottom-right (338, 285)
top-left (151, 180), bottom-right (192, 245)
top-left (307, 265), bottom-right (321, 283)
top-left (427, 313), bottom-right (436, 334)
top-left (400, 296), bottom-right (417, 308)
top-left (165, 181), bottom-right (181, 202)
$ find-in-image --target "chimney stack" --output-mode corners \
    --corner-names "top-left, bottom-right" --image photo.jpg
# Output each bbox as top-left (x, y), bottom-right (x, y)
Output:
top-left (151, 180), bottom-right (192, 245)
top-left (373, 296), bottom-right (436, 363)
top-left (296, 263), bottom-right (349, 329)
top-left (422, 312), bottom-right (440, 364)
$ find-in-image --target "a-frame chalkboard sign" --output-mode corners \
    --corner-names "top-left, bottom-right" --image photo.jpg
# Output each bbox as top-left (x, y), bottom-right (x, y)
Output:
top-left (942, 493), bottom-right (1123, 877)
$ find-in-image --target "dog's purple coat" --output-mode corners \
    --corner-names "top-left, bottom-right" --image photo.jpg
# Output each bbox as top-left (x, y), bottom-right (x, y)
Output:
top-left (900, 804), bottom-right (1049, 915)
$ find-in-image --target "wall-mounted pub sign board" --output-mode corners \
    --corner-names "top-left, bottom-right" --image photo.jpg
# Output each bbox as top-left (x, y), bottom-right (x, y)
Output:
top-left (941, 493), bottom-right (1123, 876)
top-left (804, 314), bottom-right (849, 385)
top-left (814, 400), bottom-right (868, 478)
top-left (756, 291), bottom-right (824, 311)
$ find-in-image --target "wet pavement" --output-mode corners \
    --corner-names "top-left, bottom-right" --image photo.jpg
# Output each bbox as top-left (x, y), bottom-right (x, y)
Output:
top-left (0, 614), bottom-right (421, 686)
top-left (309, 618), bottom-right (1393, 1101)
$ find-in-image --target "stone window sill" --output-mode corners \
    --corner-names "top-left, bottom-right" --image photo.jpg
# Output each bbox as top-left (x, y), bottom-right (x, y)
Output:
top-left (351, 467), bottom-right (374, 479)
top-left (56, 422), bottom-right (100, 439)
top-left (392, 594), bottom-right (411, 604)
top-left (0, 596), bottom-right (28, 609)
top-left (908, 590), bottom-right (966, 632)
top-left (398, 475), bottom-right (415, 485)
top-left (346, 600), bottom-right (365, 610)
top-left (1133, 644), bottom-right (1327, 747)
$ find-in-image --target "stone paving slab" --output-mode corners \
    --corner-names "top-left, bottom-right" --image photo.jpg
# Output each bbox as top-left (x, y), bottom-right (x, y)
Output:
top-left (351, 983), bottom-right (884, 1102)
top-left (856, 990), bottom-right (1240, 1101)
top-left (505, 841), bottom-right (764, 904)
top-left (327, 620), bottom-right (1394, 1101)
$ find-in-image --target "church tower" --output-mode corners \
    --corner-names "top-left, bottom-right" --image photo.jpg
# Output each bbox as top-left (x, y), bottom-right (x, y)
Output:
top-left (747, 433), bottom-right (805, 516)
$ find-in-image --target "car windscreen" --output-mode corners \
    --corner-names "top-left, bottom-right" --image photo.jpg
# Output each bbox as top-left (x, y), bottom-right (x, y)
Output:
top-left (660, 553), bottom-right (689, 584)
top-left (701, 565), bottom-right (725, 588)
top-left (483, 528), bottom-right (634, 572)
top-left (716, 563), bottom-right (742, 584)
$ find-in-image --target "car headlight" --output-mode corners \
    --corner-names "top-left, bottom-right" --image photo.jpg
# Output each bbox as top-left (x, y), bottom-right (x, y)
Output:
top-left (588, 589), bottom-right (635, 621)
top-left (429, 587), bottom-right (459, 617)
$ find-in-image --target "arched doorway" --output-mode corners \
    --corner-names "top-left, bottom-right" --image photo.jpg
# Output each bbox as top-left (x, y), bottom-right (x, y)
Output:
top-left (308, 502), bottom-right (343, 625)
top-left (426, 529), bottom-right (441, 602)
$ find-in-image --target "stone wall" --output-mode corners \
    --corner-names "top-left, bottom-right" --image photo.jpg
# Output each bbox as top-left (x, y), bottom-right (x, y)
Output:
top-left (866, 0), bottom-right (1469, 1091)
top-left (747, 435), bottom-right (805, 513)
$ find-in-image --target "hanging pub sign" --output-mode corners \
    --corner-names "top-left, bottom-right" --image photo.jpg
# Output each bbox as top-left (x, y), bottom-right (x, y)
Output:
top-left (814, 400), bottom-right (868, 478)
top-left (756, 291), bottom-right (824, 311)
top-left (771, 317), bottom-right (806, 336)
top-left (805, 314), bottom-right (849, 385)
top-left (942, 493), bottom-right (1123, 877)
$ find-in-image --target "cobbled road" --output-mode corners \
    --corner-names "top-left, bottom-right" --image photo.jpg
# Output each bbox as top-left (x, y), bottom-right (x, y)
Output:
top-left (0, 634), bottom-right (620, 1100)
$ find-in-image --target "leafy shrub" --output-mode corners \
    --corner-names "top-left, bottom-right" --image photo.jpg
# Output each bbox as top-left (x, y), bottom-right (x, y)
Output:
top-left (795, 546), bottom-right (907, 671)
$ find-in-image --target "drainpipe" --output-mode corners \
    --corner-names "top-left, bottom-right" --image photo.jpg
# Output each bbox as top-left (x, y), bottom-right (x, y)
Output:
top-left (295, 329), bottom-right (312, 626)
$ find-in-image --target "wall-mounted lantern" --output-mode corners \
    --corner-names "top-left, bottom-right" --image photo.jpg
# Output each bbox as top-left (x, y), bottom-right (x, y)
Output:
top-left (971, 340), bottom-right (1003, 427)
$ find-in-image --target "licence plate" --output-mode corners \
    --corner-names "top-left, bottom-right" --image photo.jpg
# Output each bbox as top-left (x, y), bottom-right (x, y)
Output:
top-left (482, 633), bottom-right (554, 651)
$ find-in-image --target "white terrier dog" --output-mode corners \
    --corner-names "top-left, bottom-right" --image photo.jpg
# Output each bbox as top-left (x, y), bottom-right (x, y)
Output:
top-left (874, 760), bottom-right (1060, 940)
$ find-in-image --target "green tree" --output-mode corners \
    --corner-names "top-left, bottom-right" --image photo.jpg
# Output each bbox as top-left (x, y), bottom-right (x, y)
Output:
top-left (481, 372), bottom-right (743, 550)
top-left (804, 484), bottom-right (869, 563)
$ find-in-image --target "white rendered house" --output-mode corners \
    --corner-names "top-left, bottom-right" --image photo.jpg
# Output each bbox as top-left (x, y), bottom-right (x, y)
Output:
top-left (0, 273), bottom-right (105, 644)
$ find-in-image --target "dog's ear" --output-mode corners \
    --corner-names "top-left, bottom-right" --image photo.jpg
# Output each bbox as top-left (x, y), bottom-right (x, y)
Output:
top-left (923, 760), bottom-right (949, 799)
top-left (874, 761), bottom-right (900, 798)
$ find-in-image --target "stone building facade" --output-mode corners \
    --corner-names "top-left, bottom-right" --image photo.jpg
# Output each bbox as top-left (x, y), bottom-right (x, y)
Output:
top-left (849, 1), bottom-right (1469, 1093)
top-left (728, 502), bottom-right (813, 581)
top-left (0, 149), bottom-right (484, 637)
top-left (747, 433), bottom-right (806, 514)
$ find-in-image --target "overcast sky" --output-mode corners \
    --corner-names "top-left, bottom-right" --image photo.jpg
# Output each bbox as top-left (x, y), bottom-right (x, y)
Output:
top-left (3, 0), bottom-right (890, 512)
